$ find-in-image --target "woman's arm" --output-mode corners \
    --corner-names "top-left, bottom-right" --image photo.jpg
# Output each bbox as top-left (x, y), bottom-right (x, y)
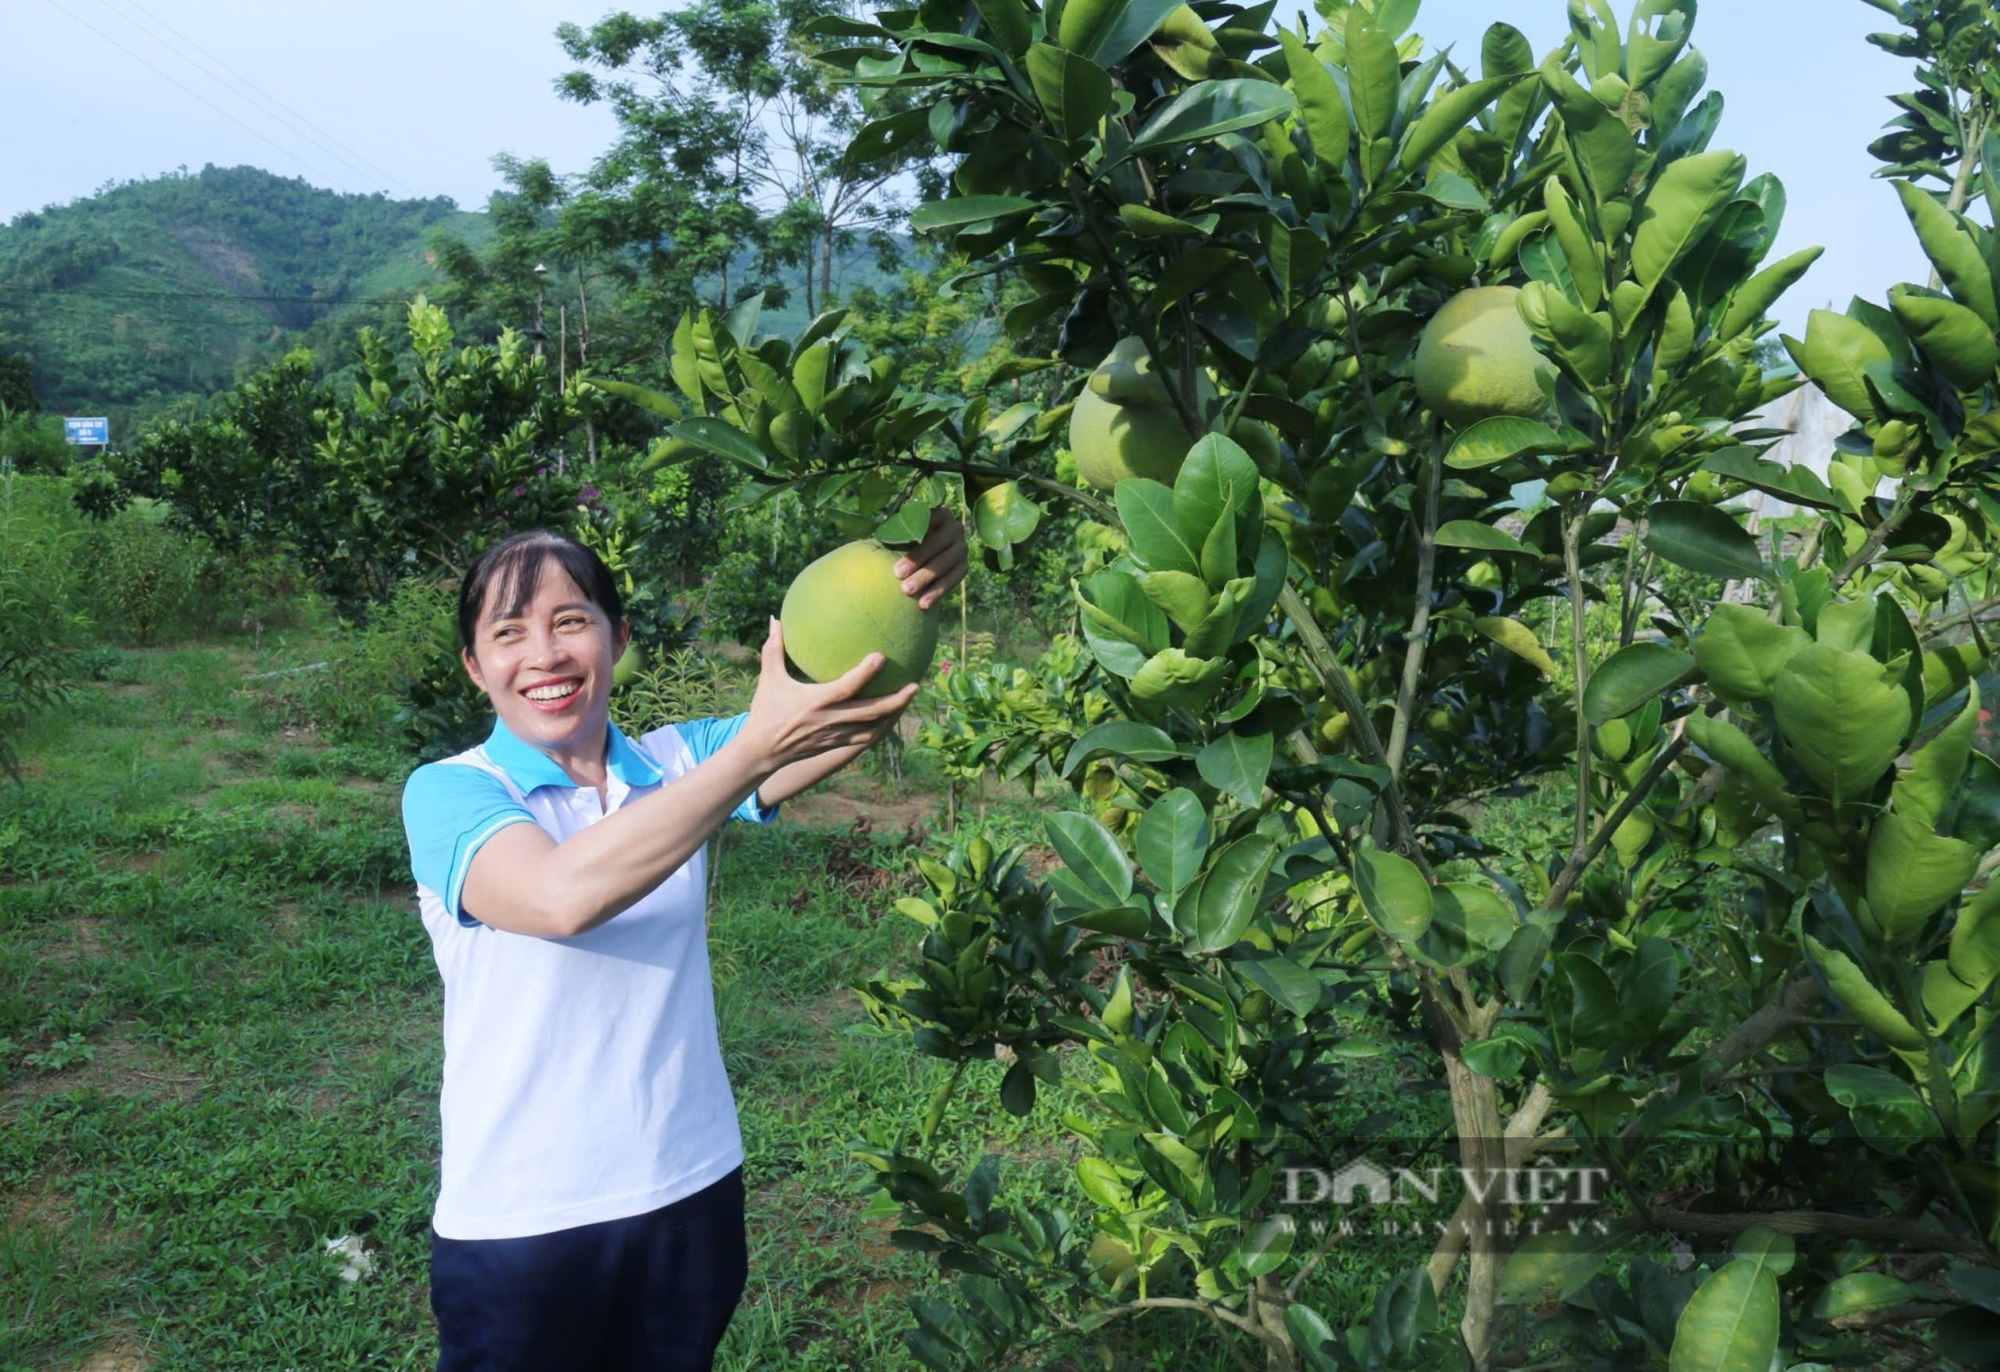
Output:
top-left (460, 634), bottom-right (916, 939)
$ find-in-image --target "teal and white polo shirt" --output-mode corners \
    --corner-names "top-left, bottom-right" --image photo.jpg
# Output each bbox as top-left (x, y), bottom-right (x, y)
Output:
top-left (401, 713), bottom-right (777, 1241)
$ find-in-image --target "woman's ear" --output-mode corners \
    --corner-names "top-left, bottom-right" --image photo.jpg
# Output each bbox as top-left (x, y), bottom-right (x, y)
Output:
top-left (462, 647), bottom-right (486, 692)
top-left (615, 619), bottom-right (631, 657)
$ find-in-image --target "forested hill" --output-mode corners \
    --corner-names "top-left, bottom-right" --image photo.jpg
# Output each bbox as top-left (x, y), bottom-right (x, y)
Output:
top-left (0, 166), bottom-right (485, 430)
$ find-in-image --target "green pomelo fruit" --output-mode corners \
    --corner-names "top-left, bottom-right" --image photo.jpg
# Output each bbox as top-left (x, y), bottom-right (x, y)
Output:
top-left (1413, 286), bottom-right (1554, 428)
top-left (612, 642), bottom-right (645, 688)
top-left (779, 539), bottom-right (941, 696)
top-left (1068, 336), bottom-right (1216, 490)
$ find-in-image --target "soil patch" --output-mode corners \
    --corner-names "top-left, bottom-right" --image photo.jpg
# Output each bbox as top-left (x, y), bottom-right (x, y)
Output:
top-left (73, 1335), bottom-right (149, 1372)
top-left (1, 1027), bottom-right (202, 1111)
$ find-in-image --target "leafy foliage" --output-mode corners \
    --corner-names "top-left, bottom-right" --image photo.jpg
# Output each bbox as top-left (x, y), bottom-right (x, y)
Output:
top-left (121, 301), bottom-right (585, 617)
top-left (584, 0), bottom-right (2000, 1367)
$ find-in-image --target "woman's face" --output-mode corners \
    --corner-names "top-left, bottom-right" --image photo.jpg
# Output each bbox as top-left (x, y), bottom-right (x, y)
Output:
top-left (461, 563), bottom-right (628, 757)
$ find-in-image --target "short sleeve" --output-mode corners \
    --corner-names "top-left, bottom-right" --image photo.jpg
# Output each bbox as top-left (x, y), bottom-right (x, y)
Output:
top-left (402, 763), bottom-right (537, 927)
top-left (676, 712), bottom-right (781, 824)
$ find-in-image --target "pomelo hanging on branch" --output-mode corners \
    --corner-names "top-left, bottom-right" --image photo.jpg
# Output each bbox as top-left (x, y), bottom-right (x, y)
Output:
top-left (1413, 285), bottom-right (1556, 428)
top-left (779, 540), bottom-right (941, 697)
top-left (1068, 336), bottom-right (1285, 487)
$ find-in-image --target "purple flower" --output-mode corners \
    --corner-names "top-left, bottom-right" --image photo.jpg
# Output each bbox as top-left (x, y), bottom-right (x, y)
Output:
top-left (577, 485), bottom-right (601, 506)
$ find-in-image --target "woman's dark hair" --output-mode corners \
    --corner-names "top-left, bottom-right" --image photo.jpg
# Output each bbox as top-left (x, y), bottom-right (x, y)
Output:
top-left (458, 530), bottom-right (623, 652)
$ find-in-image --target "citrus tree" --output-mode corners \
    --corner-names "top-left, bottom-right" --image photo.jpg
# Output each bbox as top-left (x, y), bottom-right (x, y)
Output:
top-left (603, 0), bottom-right (2000, 1366)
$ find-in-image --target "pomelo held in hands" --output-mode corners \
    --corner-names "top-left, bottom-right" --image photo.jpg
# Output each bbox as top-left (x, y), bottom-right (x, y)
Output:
top-left (1413, 286), bottom-right (1556, 429)
top-left (778, 539), bottom-right (941, 697)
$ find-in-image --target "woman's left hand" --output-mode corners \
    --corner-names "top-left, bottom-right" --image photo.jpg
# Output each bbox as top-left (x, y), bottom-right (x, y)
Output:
top-left (891, 506), bottom-right (971, 612)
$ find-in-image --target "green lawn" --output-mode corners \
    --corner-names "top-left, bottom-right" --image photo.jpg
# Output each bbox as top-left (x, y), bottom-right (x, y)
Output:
top-left (0, 642), bottom-right (1450, 1371)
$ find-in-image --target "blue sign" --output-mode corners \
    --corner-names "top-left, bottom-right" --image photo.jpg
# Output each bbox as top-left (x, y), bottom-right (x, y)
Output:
top-left (64, 417), bottom-right (109, 445)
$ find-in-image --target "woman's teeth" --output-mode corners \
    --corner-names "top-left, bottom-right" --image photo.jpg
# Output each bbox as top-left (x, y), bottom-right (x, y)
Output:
top-left (526, 682), bottom-right (580, 701)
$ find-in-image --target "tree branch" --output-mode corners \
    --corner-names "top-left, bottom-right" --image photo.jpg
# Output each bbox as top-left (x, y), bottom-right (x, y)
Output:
top-left (1385, 430), bottom-right (1444, 778)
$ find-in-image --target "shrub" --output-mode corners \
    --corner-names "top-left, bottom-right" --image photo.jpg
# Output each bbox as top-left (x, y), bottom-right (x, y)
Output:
top-left (0, 474), bottom-right (86, 774)
top-left (699, 489), bottom-right (840, 648)
top-left (78, 503), bottom-right (214, 646)
top-left (611, 646), bottom-right (753, 738)
top-left (257, 577), bottom-right (489, 759)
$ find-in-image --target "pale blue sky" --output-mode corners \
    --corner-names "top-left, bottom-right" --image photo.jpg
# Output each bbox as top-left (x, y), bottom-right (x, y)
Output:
top-left (5, 1), bottom-right (1929, 334)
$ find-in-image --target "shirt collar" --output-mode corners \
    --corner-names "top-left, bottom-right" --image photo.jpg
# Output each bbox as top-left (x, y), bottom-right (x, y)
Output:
top-left (482, 716), bottom-right (664, 794)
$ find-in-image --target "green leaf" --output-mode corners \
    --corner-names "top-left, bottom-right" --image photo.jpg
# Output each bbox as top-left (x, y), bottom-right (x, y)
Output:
top-left (1444, 416), bottom-right (1563, 469)
top-left (1000, 1058), bottom-right (1037, 1116)
top-left (1026, 43), bottom-right (1114, 144)
top-left (1238, 954), bottom-right (1325, 1017)
top-left (1896, 682), bottom-right (1979, 826)
top-left (1783, 308), bottom-right (1894, 420)
top-left (1812, 1273), bottom-right (1923, 1321)
top-left (1668, 1259), bottom-right (1779, 1372)
top-left (1643, 501), bottom-right (1767, 581)
top-left (1355, 846), bottom-right (1432, 942)
top-left (973, 481), bottom-right (1044, 550)
top-left (1632, 150), bottom-right (1747, 287)
top-left (1771, 644), bottom-right (1911, 804)
top-left (1129, 79), bottom-right (1297, 153)
top-left (1136, 788), bottom-right (1210, 899)
top-left (875, 501), bottom-right (934, 545)
top-left (1059, 0), bottom-right (1186, 66)
top-left (1701, 446), bottom-right (1842, 512)
top-left (1283, 1303), bottom-right (1340, 1372)
top-left (1560, 951), bottom-right (1623, 1047)
top-left (1583, 643), bottom-right (1696, 726)
top-left (1140, 571), bottom-right (1215, 634)
top-left (1191, 834), bottom-right (1279, 953)
top-left (1130, 648), bottom-right (1232, 713)
top-left (1046, 812), bottom-right (1135, 905)
top-left (1435, 520), bottom-right (1536, 557)
top-left (1473, 616), bottom-right (1558, 678)
top-left (1233, 1215), bottom-right (1296, 1278)
top-left (1889, 284), bottom-right (2000, 391)
top-left (1719, 246), bottom-right (1824, 341)
top-left (970, 0), bottom-right (1033, 55)
top-left (1824, 1059), bottom-right (1939, 1143)
top-left (1866, 809), bottom-right (1979, 942)
top-left (1116, 479), bottom-right (1203, 577)
top-left (586, 376), bottom-right (684, 420)
top-left (668, 417), bottom-right (770, 472)
top-left (1400, 74), bottom-right (1527, 170)
top-left (1807, 940), bottom-right (1926, 1053)
top-left (1693, 603), bottom-right (1811, 700)
top-left (1345, 11), bottom-right (1401, 183)
top-left (1196, 730), bottom-right (1273, 809)
top-left (1174, 434), bottom-right (1260, 551)
top-left (1057, 902), bottom-right (1152, 938)
top-left (1199, 501), bottom-right (1238, 585)
top-left (1064, 720), bottom-right (1184, 776)
top-left (1279, 30), bottom-right (1350, 168)
top-left (909, 196), bottom-right (1038, 233)
top-left (1498, 1223), bottom-right (1631, 1305)
top-left (1895, 179), bottom-right (1999, 329)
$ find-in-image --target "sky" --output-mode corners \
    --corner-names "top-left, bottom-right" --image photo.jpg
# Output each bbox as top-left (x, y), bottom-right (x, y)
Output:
top-left (3, 0), bottom-right (1935, 337)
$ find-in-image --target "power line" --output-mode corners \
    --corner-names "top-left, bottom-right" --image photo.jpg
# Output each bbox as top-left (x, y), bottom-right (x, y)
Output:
top-left (40, 0), bottom-right (340, 187)
top-left (89, 0), bottom-right (417, 197)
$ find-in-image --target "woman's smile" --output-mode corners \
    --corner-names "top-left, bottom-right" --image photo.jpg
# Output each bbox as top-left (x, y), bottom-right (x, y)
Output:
top-left (523, 678), bottom-right (585, 710)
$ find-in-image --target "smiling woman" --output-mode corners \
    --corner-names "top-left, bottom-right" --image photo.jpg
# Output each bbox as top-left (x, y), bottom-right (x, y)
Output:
top-left (398, 522), bottom-right (965, 1370)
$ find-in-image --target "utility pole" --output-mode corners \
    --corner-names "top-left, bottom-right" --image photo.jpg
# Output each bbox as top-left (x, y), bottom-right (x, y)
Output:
top-left (531, 262), bottom-right (549, 359)
top-left (577, 266), bottom-right (597, 467)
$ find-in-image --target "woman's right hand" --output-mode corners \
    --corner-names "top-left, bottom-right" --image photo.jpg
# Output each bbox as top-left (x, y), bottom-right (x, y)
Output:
top-left (740, 617), bottom-right (919, 773)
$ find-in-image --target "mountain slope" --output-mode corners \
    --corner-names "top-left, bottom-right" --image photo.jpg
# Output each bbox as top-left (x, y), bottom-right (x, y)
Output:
top-left (0, 165), bottom-right (479, 431)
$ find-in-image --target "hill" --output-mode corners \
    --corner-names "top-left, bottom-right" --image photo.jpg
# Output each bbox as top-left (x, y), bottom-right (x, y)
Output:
top-left (0, 166), bottom-right (483, 433)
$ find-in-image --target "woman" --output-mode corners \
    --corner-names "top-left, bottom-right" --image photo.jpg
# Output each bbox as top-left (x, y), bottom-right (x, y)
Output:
top-left (401, 513), bottom-right (968, 1371)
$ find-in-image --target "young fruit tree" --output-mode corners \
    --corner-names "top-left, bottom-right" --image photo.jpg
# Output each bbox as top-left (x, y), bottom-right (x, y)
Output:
top-left (602, 0), bottom-right (2000, 1366)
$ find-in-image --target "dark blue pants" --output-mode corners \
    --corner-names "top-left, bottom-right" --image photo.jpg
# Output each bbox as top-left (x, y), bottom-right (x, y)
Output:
top-left (431, 1167), bottom-right (747, 1372)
